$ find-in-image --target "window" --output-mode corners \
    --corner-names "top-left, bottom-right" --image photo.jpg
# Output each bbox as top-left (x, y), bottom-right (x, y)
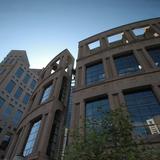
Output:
top-left (86, 97), bottom-right (110, 129)
top-left (23, 93), bottom-right (30, 105)
top-left (86, 63), bottom-right (105, 85)
top-left (0, 97), bottom-right (5, 108)
top-left (23, 74), bottom-right (30, 84)
top-left (2, 106), bottom-right (13, 119)
top-left (114, 53), bottom-right (141, 76)
top-left (30, 80), bottom-right (37, 90)
top-left (15, 67), bottom-right (24, 78)
top-left (88, 40), bottom-right (100, 50)
top-left (23, 120), bottom-right (41, 156)
top-left (13, 110), bottom-right (23, 126)
top-left (5, 80), bottom-right (16, 93)
top-left (124, 89), bottom-right (160, 136)
top-left (40, 84), bottom-right (53, 104)
top-left (0, 68), bottom-right (6, 75)
top-left (14, 87), bottom-right (23, 99)
top-left (147, 47), bottom-right (160, 67)
top-left (0, 135), bottom-right (11, 150)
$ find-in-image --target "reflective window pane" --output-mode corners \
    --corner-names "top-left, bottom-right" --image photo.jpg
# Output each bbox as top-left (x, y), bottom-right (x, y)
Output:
top-left (23, 120), bottom-right (41, 156)
top-left (2, 105), bottom-right (13, 119)
top-left (5, 80), bottom-right (16, 93)
top-left (85, 98), bottom-right (110, 129)
top-left (40, 85), bottom-right (53, 104)
top-left (147, 47), bottom-right (160, 67)
top-left (23, 93), bottom-right (30, 105)
top-left (13, 110), bottom-right (23, 126)
top-left (114, 53), bottom-right (141, 76)
top-left (30, 80), bottom-right (37, 90)
top-left (14, 87), bottom-right (23, 99)
top-left (23, 74), bottom-right (30, 84)
top-left (15, 67), bottom-right (24, 78)
top-left (86, 63), bottom-right (105, 85)
top-left (124, 90), bottom-right (160, 136)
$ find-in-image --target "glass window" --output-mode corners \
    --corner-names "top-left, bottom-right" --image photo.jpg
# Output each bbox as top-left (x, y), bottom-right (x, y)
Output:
top-left (14, 87), bottom-right (23, 99)
top-left (86, 63), bottom-right (105, 85)
top-left (5, 80), bottom-right (16, 93)
top-left (124, 89), bottom-right (160, 136)
top-left (86, 97), bottom-right (110, 129)
top-left (0, 134), bottom-right (11, 150)
top-left (15, 67), bottom-right (24, 78)
top-left (13, 110), bottom-right (23, 126)
top-left (147, 47), bottom-right (160, 67)
top-left (2, 106), bottom-right (13, 119)
top-left (23, 120), bottom-right (41, 156)
top-left (23, 93), bottom-right (30, 105)
top-left (23, 74), bottom-right (30, 84)
top-left (0, 97), bottom-right (5, 108)
top-left (40, 84), bottom-right (53, 104)
top-left (30, 80), bottom-right (37, 90)
top-left (114, 53), bottom-right (141, 76)
top-left (0, 68), bottom-right (6, 75)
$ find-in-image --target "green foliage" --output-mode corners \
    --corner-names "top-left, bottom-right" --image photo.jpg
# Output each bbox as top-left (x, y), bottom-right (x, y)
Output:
top-left (64, 107), bottom-right (160, 160)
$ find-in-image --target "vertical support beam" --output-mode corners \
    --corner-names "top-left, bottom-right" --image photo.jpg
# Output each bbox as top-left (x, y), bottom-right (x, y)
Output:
top-left (16, 124), bottom-right (30, 156)
top-left (37, 110), bottom-right (55, 154)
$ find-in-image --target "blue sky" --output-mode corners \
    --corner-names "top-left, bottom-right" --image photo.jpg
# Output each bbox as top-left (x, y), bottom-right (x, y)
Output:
top-left (0, 0), bottom-right (160, 68)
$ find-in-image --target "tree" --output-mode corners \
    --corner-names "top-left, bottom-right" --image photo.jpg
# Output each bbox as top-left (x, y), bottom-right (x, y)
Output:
top-left (64, 107), bottom-right (160, 160)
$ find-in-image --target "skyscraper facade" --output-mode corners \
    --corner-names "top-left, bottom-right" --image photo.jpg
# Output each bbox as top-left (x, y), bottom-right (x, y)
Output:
top-left (4, 17), bottom-right (160, 160)
top-left (0, 50), bottom-right (40, 159)
top-left (5, 49), bottom-right (74, 160)
top-left (71, 18), bottom-right (160, 146)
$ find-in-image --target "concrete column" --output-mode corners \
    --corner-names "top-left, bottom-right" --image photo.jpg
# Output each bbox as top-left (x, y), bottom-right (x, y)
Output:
top-left (5, 130), bottom-right (21, 159)
top-left (81, 66), bottom-right (86, 88)
top-left (150, 24), bottom-right (160, 35)
top-left (37, 110), bottom-right (55, 154)
top-left (100, 37), bottom-right (108, 49)
top-left (102, 58), bottom-right (108, 80)
top-left (110, 57), bottom-right (117, 78)
top-left (78, 45), bottom-right (90, 59)
top-left (79, 101), bottom-right (85, 136)
top-left (16, 123), bottom-right (31, 155)
top-left (124, 30), bottom-right (135, 42)
top-left (152, 85), bottom-right (160, 102)
top-left (133, 49), bottom-right (149, 72)
top-left (32, 114), bottom-right (46, 153)
top-left (142, 48), bottom-right (156, 68)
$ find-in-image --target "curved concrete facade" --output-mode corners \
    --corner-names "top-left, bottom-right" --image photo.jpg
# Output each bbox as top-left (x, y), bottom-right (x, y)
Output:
top-left (5, 49), bottom-right (74, 160)
top-left (71, 18), bottom-right (160, 145)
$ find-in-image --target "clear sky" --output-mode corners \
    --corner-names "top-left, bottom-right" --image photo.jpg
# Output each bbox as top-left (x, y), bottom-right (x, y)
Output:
top-left (0, 0), bottom-right (160, 68)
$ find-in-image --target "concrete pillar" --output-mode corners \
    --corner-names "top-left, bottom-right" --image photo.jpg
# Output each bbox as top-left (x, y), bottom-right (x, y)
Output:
top-left (100, 37), bottom-right (108, 49)
top-left (37, 110), bottom-right (55, 154)
top-left (16, 124), bottom-right (31, 156)
top-left (150, 24), bottom-right (160, 35)
top-left (133, 49), bottom-right (149, 72)
top-left (124, 30), bottom-right (135, 42)
top-left (81, 66), bottom-right (86, 88)
top-left (79, 101), bottom-right (85, 136)
top-left (5, 130), bottom-right (22, 160)
top-left (142, 48), bottom-right (156, 68)
top-left (102, 58), bottom-right (108, 80)
top-left (110, 57), bottom-right (117, 78)
top-left (152, 85), bottom-right (160, 102)
top-left (32, 114), bottom-right (46, 153)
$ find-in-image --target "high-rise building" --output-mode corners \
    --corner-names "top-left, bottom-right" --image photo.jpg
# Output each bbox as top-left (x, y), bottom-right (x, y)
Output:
top-left (4, 17), bottom-right (160, 160)
top-left (5, 49), bottom-right (74, 160)
top-left (71, 18), bottom-right (160, 146)
top-left (0, 50), bottom-right (40, 159)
